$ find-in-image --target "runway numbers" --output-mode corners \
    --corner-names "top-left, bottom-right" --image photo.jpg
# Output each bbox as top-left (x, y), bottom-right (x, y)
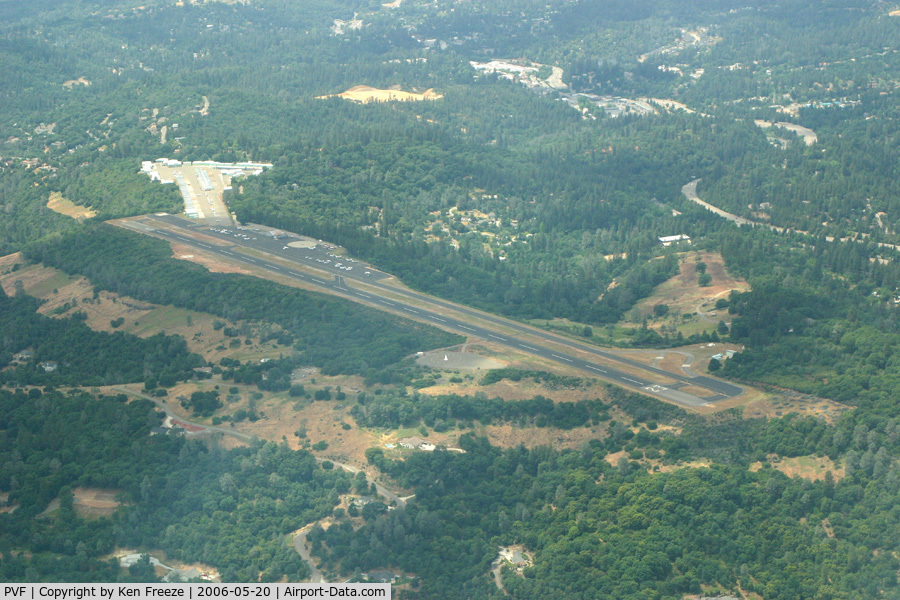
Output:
top-left (643, 384), bottom-right (669, 393)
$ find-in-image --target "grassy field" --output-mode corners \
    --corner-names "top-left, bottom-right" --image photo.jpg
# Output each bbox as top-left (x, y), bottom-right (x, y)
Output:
top-left (0, 254), bottom-right (291, 363)
top-left (46, 191), bottom-right (96, 220)
top-left (750, 454), bottom-right (845, 482)
top-left (622, 250), bottom-right (750, 337)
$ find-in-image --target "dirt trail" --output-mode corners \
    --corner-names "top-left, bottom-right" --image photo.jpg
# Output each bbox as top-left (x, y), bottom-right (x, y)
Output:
top-left (293, 525), bottom-right (326, 583)
top-left (490, 557), bottom-right (508, 595)
top-left (113, 385), bottom-right (409, 582)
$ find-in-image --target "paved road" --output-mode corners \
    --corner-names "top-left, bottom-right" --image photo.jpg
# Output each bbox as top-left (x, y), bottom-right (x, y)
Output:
top-left (112, 385), bottom-right (256, 442)
top-left (683, 179), bottom-right (900, 258)
top-left (325, 460), bottom-right (407, 507)
top-left (116, 215), bottom-right (744, 407)
top-left (682, 179), bottom-right (760, 228)
top-left (293, 526), bottom-right (326, 583)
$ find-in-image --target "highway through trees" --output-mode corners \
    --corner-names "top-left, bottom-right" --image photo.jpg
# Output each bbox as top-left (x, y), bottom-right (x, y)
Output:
top-left (117, 214), bottom-right (744, 407)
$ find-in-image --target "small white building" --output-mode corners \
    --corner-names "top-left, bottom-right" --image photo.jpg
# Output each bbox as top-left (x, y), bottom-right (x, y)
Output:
top-left (659, 234), bottom-right (691, 246)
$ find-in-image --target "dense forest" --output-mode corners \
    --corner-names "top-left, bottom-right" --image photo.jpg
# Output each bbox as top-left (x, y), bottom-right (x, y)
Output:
top-left (0, 389), bottom-right (349, 582)
top-left (0, 285), bottom-right (203, 387)
top-left (5, 0), bottom-right (900, 595)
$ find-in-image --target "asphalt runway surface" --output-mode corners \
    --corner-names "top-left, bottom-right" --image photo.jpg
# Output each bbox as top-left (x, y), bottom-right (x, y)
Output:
top-left (120, 214), bottom-right (744, 407)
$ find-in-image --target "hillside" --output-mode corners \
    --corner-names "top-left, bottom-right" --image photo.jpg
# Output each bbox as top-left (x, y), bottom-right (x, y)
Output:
top-left (3, 0), bottom-right (900, 595)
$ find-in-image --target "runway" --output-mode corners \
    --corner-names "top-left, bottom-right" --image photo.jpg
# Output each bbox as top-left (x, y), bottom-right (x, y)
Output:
top-left (116, 214), bottom-right (744, 407)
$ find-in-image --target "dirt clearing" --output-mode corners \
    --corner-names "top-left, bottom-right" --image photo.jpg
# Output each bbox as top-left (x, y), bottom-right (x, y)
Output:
top-left (319, 85), bottom-right (443, 103)
top-left (73, 487), bottom-right (127, 518)
top-left (627, 251), bottom-right (749, 330)
top-left (170, 243), bottom-right (252, 275)
top-left (0, 258), bottom-right (80, 298)
top-left (0, 257), bottom-right (290, 363)
top-left (750, 454), bottom-right (845, 482)
top-left (482, 423), bottom-right (601, 450)
top-left (739, 392), bottom-right (851, 423)
top-left (47, 192), bottom-right (96, 220)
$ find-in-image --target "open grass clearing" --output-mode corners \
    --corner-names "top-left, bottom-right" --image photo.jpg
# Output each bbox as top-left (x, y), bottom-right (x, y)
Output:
top-left (481, 422), bottom-right (602, 450)
top-left (621, 250), bottom-right (749, 336)
top-left (1, 256), bottom-right (292, 363)
top-left (750, 454), bottom-right (845, 482)
top-left (738, 392), bottom-right (851, 423)
top-left (46, 191), bottom-right (96, 220)
top-left (607, 451), bottom-right (715, 474)
top-left (0, 256), bottom-right (79, 298)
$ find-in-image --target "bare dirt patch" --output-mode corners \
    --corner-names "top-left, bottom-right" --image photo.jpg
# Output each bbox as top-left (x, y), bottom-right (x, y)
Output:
top-left (73, 487), bottom-right (127, 518)
top-left (739, 392), bottom-right (851, 423)
top-left (318, 85), bottom-right (443, 103)
top-left (47, 191), bottom-right (96, 220)
top-left (0, 260), bottom-right (78, 298)
top-left (654, 459), bottom-right (711, 473)
top-left (0, 491), bottom-right (18, 514)
top-left (170, 243), bottom-right (252, 275)
top-left (482, 423), bottom-right (601, 450)
top-left (243, 394), bottom-right (376, 468)
top-left (2, 260), bottom-right (289, 363)
top-left (38, 488), bottom-right (127, 519)
top-left (63, 77), bottom-right (91, 89)
top-left (625, 250), bottom-right (749, 334)
top-left (166, 373), bottom-right (370, 466)
top-left (750, 454), bottom-right (845, 482)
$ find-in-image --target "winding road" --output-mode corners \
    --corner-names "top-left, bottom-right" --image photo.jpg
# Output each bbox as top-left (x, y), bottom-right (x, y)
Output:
top-left (112, 385), bottom-right (409, 583)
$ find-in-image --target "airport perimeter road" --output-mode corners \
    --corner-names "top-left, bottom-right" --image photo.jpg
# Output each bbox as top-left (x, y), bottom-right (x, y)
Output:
top-left (118, 215), bottom-right (743, 407)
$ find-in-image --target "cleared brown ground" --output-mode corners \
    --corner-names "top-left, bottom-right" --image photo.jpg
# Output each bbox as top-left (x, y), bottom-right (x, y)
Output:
top-left (606, 450), bottom-right (714, 474)
top-left (171, 243), bottom-right (251, 275)
top-left (38, 488), bottom-right (127, 519)
top-left (739, 393), bottom-right (851, 424)
top-left (318, 85), bottom-right (443, 103)
top-left (62, 77), bottom-right (91, 88)
top-left (0, 255), bottom-right (290, 363)
top-left (483, 423), bottom-right (602, 450)
top-left (420, 377), bottom-right (607, 403)
top-left (73, 487), bottom-right (127, 518)
top-left (0, 256), bottom-right (78, 297)
top-left (0, 492), bottom-right (17, 514)
top-left (47, 192), bottom-right (96, 220)
top-left (625, 250), bottom-right (750, 334)
top-left (750, 454), bottom-right (845, 482)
